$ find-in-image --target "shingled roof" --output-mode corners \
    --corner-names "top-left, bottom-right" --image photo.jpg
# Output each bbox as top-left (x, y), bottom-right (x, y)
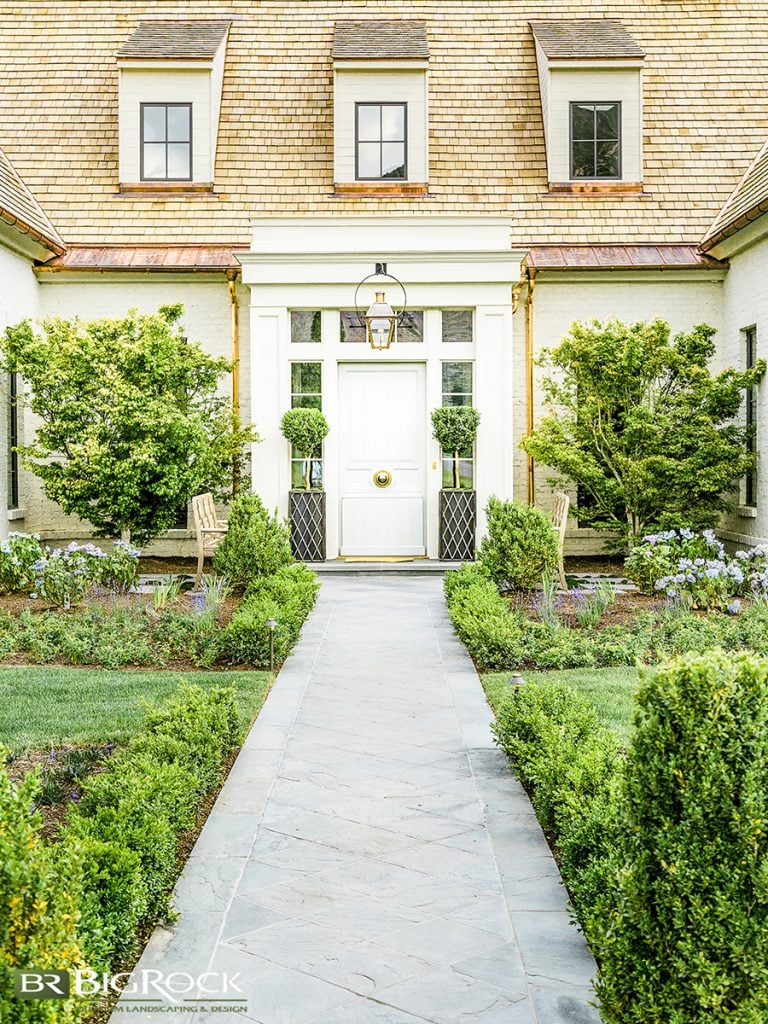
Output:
top-left (333, 21), bottom-right (428, 59)
top-left (529, 19), bottom-right (644, 60)
top-left (117, 20), bottom-right (231, 60)
top-left (0, 146), bottom-right (64, 255)
top-left (0, 2), bottom-right (766, 252)
top-left (701, 138), bottom-right (768, 251)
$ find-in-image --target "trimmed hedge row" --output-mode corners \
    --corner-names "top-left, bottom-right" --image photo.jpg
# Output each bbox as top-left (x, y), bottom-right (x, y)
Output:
top-left (0, 564), bottom-right (319, 669)
top-left (0, 685), bottom-right (241, 1022)
top-left (491, 651), bottom-right (768, 1023)
top-left (445, 562), bottom-right (768, 671)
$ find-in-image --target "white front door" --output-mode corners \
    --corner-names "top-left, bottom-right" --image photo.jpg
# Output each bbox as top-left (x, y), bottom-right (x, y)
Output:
top-left (339, 363), bottom-right (426, 556)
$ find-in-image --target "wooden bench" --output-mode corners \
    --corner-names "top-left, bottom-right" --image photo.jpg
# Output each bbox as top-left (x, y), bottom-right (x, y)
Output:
top-left (191, 493), bottom-right (227, 586)
top-left (552, 491), bottom-right (570, 591)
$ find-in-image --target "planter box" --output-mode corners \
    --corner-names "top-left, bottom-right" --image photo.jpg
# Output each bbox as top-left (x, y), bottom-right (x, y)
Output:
top-left (289, 490), bottom-right (326, 562)
top-left (440, 489), bottom-right (476, 562)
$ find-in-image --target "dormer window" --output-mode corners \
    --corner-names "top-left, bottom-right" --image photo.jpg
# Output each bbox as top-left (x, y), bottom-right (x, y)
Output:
top-left (570, 102), bottom-right (620, 179)
top-left (530, 20), bottom-right (644, 193)
top-left (117, 20), bottom-right (230, 191)
top-left (356, 103), bottom-right (407, 180)
top-left (333, 21), bottom-right (428, 195)
top-left (141, 104), bottom-right (192, 181)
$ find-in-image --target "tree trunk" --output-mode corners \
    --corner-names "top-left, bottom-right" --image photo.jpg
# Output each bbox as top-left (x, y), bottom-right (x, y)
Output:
top-left (303, 456), bottom-right (311, 491)
top-left (453, 450), bottom-right (461, 490)
top-left (120, 527), bottom-right (131, 545)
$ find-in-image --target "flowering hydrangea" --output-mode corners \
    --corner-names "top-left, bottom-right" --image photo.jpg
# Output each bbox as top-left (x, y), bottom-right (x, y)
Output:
top-left (734, 545), bottom-right (768, 597)
top-left (655, 556), bottom-right (744, 610)
top-left (30, 540), bottom-right (140, 608)
top-left (0, 532), bottom-right (45, 594)
top-left (625, 528), bottom-right (725, 594)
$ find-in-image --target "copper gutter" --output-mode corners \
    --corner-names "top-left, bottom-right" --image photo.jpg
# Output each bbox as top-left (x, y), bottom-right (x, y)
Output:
top-left (700, 197), bottom-right (768, 253)
top-left (525, 266), bottom-right (536, 504)
top-left (0, 207), bottom-right (65, 256)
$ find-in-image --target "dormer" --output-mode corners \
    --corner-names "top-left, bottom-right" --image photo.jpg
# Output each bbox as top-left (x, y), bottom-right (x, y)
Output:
top-left (530, 20), bottom-right (645, 194)
top-left (116, 20), bottom-right (231, 192)
top-left (332, 21), bottom-right (429, 196)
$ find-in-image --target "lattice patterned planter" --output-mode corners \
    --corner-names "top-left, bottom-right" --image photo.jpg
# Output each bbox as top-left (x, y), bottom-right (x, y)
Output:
top-left (289, 490), bottom-right (326, 562)
top-left (439, 490), bottom-right (476, 562)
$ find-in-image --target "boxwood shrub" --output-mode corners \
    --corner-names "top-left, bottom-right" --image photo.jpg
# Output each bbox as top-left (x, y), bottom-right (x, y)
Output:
top-left (588, 651), bottom-right (768, 1023)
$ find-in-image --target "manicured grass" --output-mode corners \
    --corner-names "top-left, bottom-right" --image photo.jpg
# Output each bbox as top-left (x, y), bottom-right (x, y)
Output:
top-left (483, 666), bottom-right (642, 744)
top-left (0, 667), bottom-right (272, 750)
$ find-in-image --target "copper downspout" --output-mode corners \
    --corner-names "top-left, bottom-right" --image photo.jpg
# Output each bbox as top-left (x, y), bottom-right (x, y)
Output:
top-left (226, 268), bottom-right (241, 493)
top-left (525, 266), bottom-right (536, 505)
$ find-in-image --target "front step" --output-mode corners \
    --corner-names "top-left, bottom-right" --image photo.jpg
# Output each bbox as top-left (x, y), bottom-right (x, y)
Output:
top-left (313, 559), bottom-right (460, 574)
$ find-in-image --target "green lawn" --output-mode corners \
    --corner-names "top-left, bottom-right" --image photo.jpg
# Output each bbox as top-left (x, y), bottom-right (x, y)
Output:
top-left (483, 666), bottom-right (643, 744)
top-left (0, 667), bottom-right (272, 751)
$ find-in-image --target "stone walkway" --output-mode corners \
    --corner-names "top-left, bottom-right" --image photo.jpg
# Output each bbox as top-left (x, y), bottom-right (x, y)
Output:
top-left (111, 577), bottom-right (601, 1024)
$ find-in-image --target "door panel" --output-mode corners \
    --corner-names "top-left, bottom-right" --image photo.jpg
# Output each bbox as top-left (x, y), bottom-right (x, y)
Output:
top-left (339, 364), bottom-right (426, 556)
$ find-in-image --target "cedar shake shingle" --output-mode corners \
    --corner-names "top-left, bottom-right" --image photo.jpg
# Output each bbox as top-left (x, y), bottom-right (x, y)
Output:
top-left (333, 20), bottom-right (429, 59)
top-left (0, 146), bottom-right (64, 253)
top-left (0, 2), bottom-right (765, 250)
top-left (117, 20), bottom-right (231, 59)
top-left (702, 139), bottom-right (768, 250)
top-left (529, 19), bottom-right (644, 60)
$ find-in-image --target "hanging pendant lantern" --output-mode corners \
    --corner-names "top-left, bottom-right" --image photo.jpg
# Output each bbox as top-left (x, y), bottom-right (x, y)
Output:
top-left (365, 291), bottom-right (397, 350)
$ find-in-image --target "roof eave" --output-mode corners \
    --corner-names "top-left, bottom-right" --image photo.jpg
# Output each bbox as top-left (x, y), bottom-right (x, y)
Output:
top-left (701, 198), bottom-right (768, 253)
top-left (0, 206), bottom-right (65, 257)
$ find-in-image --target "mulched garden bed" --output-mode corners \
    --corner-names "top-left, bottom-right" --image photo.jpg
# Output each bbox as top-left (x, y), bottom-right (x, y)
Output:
top-left (509, 588), bottom-right (664, 628)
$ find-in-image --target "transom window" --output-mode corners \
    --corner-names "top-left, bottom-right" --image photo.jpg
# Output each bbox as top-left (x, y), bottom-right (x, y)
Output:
top-left (141, 103), bottom-right (192, 181)
top-left (570, 102), bottom-right (621, 179)
top-left (355, 103), bottom-right (407, 181)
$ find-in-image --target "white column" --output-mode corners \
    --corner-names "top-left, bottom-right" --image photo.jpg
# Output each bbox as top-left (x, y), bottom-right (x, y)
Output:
top-left (474, 305), bottom-right (514, 541)
top-left (249, 305), bottom-right (289, 517)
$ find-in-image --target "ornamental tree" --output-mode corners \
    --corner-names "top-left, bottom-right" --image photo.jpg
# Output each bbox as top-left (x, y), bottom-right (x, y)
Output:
top-left (431, 406), bottom-right (481, 489)
top-left (520, 318), bottom-right (766, 546)
top-left (1, 304), bottom-right (257, 546)
top-left (280, 407), bottom-right (329, 490)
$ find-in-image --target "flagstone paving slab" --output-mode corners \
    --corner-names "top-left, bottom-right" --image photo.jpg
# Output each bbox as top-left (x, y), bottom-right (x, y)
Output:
top-left (109, 577), bottom-right (601, 1023)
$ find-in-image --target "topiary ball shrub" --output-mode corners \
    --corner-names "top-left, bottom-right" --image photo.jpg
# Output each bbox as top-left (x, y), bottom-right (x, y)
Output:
top-left (589, 650), bottom-right (768, 1024)
top-left (478, 496), bottom-right (558, 591)
top-left (280, 408), bottom-right (330, 491)
top-left (213, 492), bottom-right (292, 591)
top-left (431, 406), bottom-right (480, 489)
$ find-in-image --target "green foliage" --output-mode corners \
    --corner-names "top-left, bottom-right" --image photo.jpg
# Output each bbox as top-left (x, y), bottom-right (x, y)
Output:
top-left (65, 685), bottom-right (240, 971)
top-left (280, 408), bottom-right (329, 490)
top-left (520, 318), bottom-right (766, 544)
top-left (572, 580), bottom-right (616, 628)
top-left (443, 565), bottom-right (525, 670)
top-left (624, 527), bottom-right (724, 594)
top-left (213, 492), bottom-right (293, 591)
top-left (478, 496), bottom-right (559, 591)
top-left (217, 564), bottom-right (319, 666)
top-left (31, 541), bottom-right (140, 608)
top-left (589, 651), bottom-right (768, 1023)
top-left (445, 570), bottom-right (768, 671)
top-left (0, 533), bottom-right (44, 595)
top-left (491, 683), bottom-right (621, 914)
top-left (431, 406), bottom-right (480, 489)
top-left (1, 305), bottom-right (257, 545)
top-left (0, 764), bottom-right (88, 1023)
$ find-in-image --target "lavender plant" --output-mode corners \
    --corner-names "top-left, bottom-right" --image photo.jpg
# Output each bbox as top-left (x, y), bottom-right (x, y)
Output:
top-left (573, 580), bottom-right (616, 628)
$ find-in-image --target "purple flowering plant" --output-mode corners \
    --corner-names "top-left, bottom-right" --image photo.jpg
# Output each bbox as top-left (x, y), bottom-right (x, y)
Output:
top-left (625, 528), bottom-right (725, 595)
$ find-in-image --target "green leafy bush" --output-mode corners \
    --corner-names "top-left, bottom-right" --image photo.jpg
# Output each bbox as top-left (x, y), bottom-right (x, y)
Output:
top-left (65, 685), bottom-right (239, 970)
top-left (217, 563), bottom-right (319, 666)
top-left (589, 651), bottom-right (768, 1023)
top-left (492, 683), bottom-right (621, 914)
top-left (478, 497), bottom-right (558, 591)
top-left (280, 408), bottom-right (330, 490)
top-left (431, 406), bottom-right (480, 490)
top-left (443, 566), bottom-right (524, 670)
top-left (0, 533), bottom-right (44, 595)
top-left (0, 764), bottom-right (88, 1023)
top-left (213, 492), bottom-right (293, 590)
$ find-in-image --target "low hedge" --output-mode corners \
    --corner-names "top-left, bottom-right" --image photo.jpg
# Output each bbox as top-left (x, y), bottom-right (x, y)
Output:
top-left (0, 685), bottom-right (241, 1020)
top-left (216, 563), bottom-right (319, 665)
top-left (0, 564), bottom-right (319, 669)
top-left (490, 651), bottom-right (768, 1023)
top-left (492, 682), bottom-right (621, 914)
top-left (444, 563), bottom-right (768, 671)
